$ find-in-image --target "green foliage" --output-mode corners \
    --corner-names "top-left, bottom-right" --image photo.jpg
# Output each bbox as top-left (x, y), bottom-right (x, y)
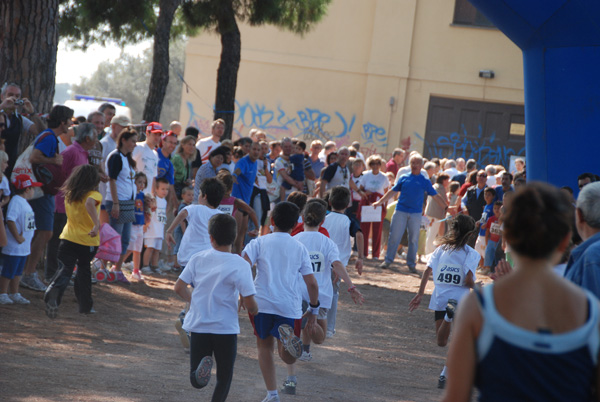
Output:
top-left (181, 0), bottom-right (331, 35)
top-left (72, 41), bottom-right (186, 125)
top-left (59, 0), bottom-right (196, 49)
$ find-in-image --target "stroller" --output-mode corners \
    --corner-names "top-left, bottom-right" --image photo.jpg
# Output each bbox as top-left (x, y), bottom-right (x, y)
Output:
top-left (91, 223), bottom-right (122, 283)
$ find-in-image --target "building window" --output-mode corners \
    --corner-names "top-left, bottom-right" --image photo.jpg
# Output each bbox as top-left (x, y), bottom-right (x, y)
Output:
top-left (453, 0), bottom-right (495, 28)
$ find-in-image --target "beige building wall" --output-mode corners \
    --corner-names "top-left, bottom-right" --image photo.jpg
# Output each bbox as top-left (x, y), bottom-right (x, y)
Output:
top-left (180, 0), bottom-right (523, 159)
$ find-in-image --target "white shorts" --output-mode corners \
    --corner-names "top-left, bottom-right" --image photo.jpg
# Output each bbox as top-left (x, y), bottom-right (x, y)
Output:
top-left (127, 225), bottom-right (144, 252)
top-left (144, 237), bottom-right (163, 250)
top-left (474, 235), bottom-right (486, 258)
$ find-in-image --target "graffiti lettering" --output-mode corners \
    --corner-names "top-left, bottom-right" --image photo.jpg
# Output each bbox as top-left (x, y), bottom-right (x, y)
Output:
top-left (424, 124), bottom-right (524, 167)
top-left (361, 122), bottom-right (387, 147)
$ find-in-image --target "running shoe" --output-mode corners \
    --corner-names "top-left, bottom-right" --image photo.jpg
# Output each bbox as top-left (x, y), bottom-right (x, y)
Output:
top-left (299, 351), bottom-right (312, 362)
top-left (45, 287), bottom-right (60, 319)
top-left (9, 293), bottom-right (30, 305)
top-left (114, 271), bottom-right (131, 285)
top-left (408, 265), bottom-right (417, 273)
top-left (0, 293), bottom-right (13, 304)
top-left (326, 330), bottom-right (335, 339)
top-left (194, 356), bottom-right (213, 388)
top-left (141, 266), bottom-right (154, 275)
top-left (446, 299), bottom-right (458, 320)
top-left (281, 379), bottom-right (297, 395)
top-left (261, 395), bottom-right (280, 402)
top-left (278, 324), bottom-right (302, 359)
top-left (437, 375), bottom-right (446, 389)
top-left (20, 272), bottom-right (47, 292)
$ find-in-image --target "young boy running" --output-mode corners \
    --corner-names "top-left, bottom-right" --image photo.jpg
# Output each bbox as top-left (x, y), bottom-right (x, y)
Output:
top-left (174, 213), bottom-right (258, 401)
top-left (321, 186), bottom-right (365, 338)
top-left (242, 201), bottom-right (319, 402)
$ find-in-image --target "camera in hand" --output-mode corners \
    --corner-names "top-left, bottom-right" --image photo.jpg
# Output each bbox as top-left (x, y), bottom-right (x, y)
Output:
top-left (13, 99), bottom-right (24, 106)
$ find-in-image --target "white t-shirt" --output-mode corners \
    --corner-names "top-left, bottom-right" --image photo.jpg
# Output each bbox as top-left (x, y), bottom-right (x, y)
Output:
top-left (132, 142), bottom-right (158, 194)
top-left (242, 232), bottom-right (313, 319)
top-left (427, 245), bottom-right (479, 311)
top-left (105, 149), bottom-right (136, 202)
top-left (0, 174), bottom-right (11, 197)
top-left (196, 137), bottom-right (221, 163)
top-left (486, 175), bottom-right (497, 188)
top-left (144, 196), bottom-right (167, 239)
top-left (351, 174), bottom-right (363, 201)
top-left (177, 205), bottom-right (224, 265)
top-left (4, 195), bottom-right (35, 256)
top-left (322, 212), bottom-right (352, 266)
top-left (361, 170), bottom-right (389, 195)
top-left (99, 135), bottom-right (117, 204)
top-left (294, 231), bottom-right (340, 309)
top-left (180, 248), bottom-right (256, 334)
top-left (274, 156), bottom-right (291, 189)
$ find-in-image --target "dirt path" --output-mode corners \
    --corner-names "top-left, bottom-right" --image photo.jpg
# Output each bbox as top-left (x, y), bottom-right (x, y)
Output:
top-left (0, 258), bottom-right (487, 401)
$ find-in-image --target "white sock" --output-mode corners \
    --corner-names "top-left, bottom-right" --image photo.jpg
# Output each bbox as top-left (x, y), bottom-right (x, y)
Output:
top-left (267, 390), bottom-right (278, 398)
top-left (440, 366), bottom-right (447, 376)
top-left (444, 314), bottom-right (453, 322)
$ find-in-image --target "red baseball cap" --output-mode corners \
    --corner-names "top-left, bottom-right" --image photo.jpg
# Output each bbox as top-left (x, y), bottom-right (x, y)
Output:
top-left (13, 174), bottom-right (43, 190)
top-left (161, 130), bottom-right (177, 142)
top-left (146, 122), bottom-right (163, 134)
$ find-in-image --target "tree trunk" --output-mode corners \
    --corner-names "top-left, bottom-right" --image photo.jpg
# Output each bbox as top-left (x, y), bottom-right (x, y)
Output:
top-left (142, 0), bottom-right (181, 124)
top-left (0, 0), bottom-right (59, 148)
top-left (214, 1), bottom-right (241, 141)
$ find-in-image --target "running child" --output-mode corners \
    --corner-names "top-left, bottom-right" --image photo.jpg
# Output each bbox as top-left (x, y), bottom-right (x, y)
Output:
top-left (482, 200), bottom-right (503, 275)
top-left (124, 172), bottom-right (147, 280)
top-left (321, 186), bottom-right (365, 338)
top-left (474, 187), bottom-right (496, 267)
top-left (0, 174), bottom-right (40, 305)
top-left (281, 198), bottom-right (365, 395)
top-left (174, 213), bottom-right (258, 402)
top-left (166, 177), bottom-right (225, 268)
top-left (172, 186), bottom-right (194, 269)
top-left (408, 214), bottom-right (479, 389)
top-left (142, 177), bottom-right (169, 275)
top-left (242, 201), bottom-right (319, 402)
top-left (44, 165), bottom-right (102, 317)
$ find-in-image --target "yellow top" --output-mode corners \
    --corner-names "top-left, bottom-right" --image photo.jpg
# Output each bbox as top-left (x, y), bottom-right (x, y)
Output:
top-left (60, 191), bottom-right (102, 247)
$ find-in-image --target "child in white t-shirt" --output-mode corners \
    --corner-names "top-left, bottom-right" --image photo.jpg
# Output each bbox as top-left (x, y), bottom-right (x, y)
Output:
top-left (0, 174), bottom-right (41, 305)
top-left (166, 177), bottom-right (225, 268)
top-left (281, 198), bottom-right (365, 395)
top-left (242, 201), bottom-right (319, 402)
top-left (141, 177), bottom-right (169, 275)
top-left (408, 214), bottom-right (479, 389)
top-left (321, 186), bottom-right (365, 338)
top-left (174, 213), bottom-right (258, 401)
top-left (0, 151), bottom-right (11, 207)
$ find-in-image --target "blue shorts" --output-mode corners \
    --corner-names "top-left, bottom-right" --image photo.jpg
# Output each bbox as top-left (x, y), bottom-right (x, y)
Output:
top-left (29, 194), bottom-right (55, 231)
top-left (1, 254), bottom-right (27, 279)
top-left (249, 312), bottom-right (299, 339)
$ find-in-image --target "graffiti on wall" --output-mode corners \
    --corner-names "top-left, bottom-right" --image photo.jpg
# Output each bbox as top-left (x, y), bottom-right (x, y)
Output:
top-left (185, 100), bottom-right (389, 149)
top-left (423, 124), bottom-right (525, 168)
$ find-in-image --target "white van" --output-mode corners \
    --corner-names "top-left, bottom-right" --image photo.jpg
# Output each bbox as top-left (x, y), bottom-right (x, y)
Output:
top-left (65, 95), bottom-right (133, 122)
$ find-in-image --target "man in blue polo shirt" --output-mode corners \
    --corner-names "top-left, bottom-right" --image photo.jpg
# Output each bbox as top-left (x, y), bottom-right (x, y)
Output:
top-left (156, 131), bottom-right (178, 211)
top-left (374, 153), bottom-right (448, 273)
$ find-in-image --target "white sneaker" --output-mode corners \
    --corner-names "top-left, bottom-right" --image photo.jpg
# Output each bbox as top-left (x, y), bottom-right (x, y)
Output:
top-left (0, 293), bottom-right (14, 304)
top-left (9, 293), bottom-right (30, 305)
top-left (326, 330), bottom-right (335, 338)
top-left (261, 395), bottom-right (280, 402)
top-left (20, 272), bottom-right (47, 292)
top-left (299, 351), bottom-right (312, 361)
top-left (141, 266), bottom-right (154, 275)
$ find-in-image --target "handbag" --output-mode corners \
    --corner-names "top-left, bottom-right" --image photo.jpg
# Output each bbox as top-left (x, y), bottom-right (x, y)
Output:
top-left (116, 199), bottom-right (136, 224)
top-left (10, 131), bottom-right (58, 200)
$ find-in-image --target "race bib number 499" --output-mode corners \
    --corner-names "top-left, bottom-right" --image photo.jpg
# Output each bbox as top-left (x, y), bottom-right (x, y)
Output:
top-left (434, 264), bottom-right (463, 286)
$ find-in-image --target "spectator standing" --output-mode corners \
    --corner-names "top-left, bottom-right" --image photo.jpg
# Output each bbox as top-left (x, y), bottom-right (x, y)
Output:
top-left (105, 128), bottom-right (138, 284)
top-left (385, 148), bottom-right (406, 178)
top-left (132, 122), bottom-right (161, 194)
top-left (0, 82), bottom-right (44, 176)
top-left (308, 140), bottom-right (325, 178)
top-left (461, 170), bottom-right (488, 246)
top-left (196, 119), bottom-right (225, 163)
top-left (359, 155), bottom-right (389, 260)
top-left (156, 130), bottom-right (179, 209)
top-left (452, 159), bottom-right (477, 186)
top-left (319, 147), bottom-right (365, 199)
top-left (193, 146), bottom-right (229, 204)
top-left (172, 135), bottom-right (202, 199)
top-left (21, 105), bottom-right (73, 292)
